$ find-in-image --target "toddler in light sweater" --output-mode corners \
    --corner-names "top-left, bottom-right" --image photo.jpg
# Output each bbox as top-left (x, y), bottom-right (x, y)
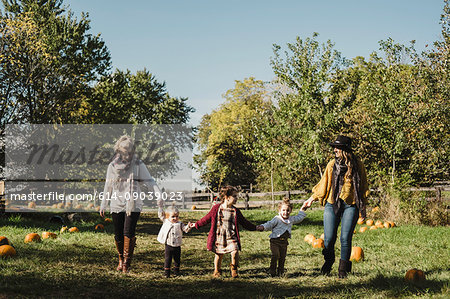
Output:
top-left (256, 198), bottom-right (308, 277)
top-left (157, 199), bottom-right (192, 277)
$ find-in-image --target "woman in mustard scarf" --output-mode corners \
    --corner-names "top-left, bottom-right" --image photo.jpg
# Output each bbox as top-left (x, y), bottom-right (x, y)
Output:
top-left (302, 135), bottom-right (369, 278)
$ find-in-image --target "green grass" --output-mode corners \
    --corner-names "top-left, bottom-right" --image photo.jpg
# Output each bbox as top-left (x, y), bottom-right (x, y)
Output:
top-left (0, 208), bottom-right (449, 298)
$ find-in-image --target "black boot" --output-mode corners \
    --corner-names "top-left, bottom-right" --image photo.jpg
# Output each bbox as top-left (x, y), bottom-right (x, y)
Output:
top-left (173, 267), bottom-right (180, 276)
top-left (320, 248), bottom-right (334, 275)
top-left (338, 259), bottom-right (352, 278)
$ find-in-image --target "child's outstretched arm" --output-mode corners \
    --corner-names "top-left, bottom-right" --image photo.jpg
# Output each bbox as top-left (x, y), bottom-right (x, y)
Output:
top-left (193, 207), bottom-right (214, 229)
top-left (257, 217), bottom-right (278, 232)
top-left (236, 209), bottom-right (256, 231)
top-left (182, 222), bottom-right (193, 233)
top-left (290, 208), bottom-right (307, 224)
top-left (157, 199), bottom-right (165, 222)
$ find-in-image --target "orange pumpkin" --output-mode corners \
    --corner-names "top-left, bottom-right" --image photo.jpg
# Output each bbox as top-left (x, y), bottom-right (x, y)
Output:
top-left (350, 246), bottom-right (364, 262)
top-left (87, 203), bottom-right (95, 209)
top-left (357, 217), bottom-right (365, 225)
top-left (104, 218), bottom-right (112, 223)
top-left (69, 227), bottom-right (79, 233)
top-left (359, 226), bottom-right (368, 233)
top-left (191, 205), bottom-right (197, 210)
top-left (28, 202), bottom-right (36, 209)
top-left (24, 233), bottom-right (41, 243)
top-left (369, 226), bottom-right (377, 230)
top-left (42, 232), bottom-right (57, 239)
top-left (405, 269), bottom-right (426, 283)
top-left (375, 220), bottom-right (383, 226)
top-left (312, 238), bottom-right (325, 248)
top-left (0, 245), bottom-right (16, 258)
top-left (389, 221), bottom-right (396, 227)
top-left (304, 234), bottom-right (316, 244)
top-left (376, 223), bottom-right (384, 229)
top-left (371, 207), bottom-right (379, 213)
top-left (60, 226), bottom-right (68, 233)
top-left (383, 222), bottom-right (391, 228)
top-left (366, 219), bottom-right (374, 226)
top-left (95, 224), bottom-right (104, 231)
top-left (0, 236), bottom-right (11, 246)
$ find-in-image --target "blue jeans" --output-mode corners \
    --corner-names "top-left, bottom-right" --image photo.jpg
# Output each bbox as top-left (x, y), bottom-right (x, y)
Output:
top-left (323, 201), bottom-right (358, 261)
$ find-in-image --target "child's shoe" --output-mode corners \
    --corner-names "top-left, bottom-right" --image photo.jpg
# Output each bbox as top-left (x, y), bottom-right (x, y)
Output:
top-left (173, 267), bottom-right (180, 276)
top-left (212, 269), bottom-right (221, 278)
top-left (230, 264), bottom-right (239, 278)
top-left (164, 268), bottom-right (170, 278)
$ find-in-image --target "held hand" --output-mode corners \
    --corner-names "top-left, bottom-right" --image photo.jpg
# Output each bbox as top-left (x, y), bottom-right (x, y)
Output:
top-left (302, 196), bottom-right (315, 209)
top-left (189, 222), bottom-right (196, 228)
top-left (256, 225), bottom-right (264, 231)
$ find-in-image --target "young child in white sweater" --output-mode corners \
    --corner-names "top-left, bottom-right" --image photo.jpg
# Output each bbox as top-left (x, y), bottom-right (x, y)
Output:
top-left (256, 198), bottom-right (308, 277)
top-left (157, 199), bottom-right (192, 277)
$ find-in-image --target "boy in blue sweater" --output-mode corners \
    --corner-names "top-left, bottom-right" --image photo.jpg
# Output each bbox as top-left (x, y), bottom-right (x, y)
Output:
top-left (256, 198), bottom-right (308, 277)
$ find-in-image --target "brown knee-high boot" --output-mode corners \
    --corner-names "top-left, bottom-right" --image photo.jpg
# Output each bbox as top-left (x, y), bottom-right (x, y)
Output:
top-left (115, 239), bottom-right (124, 271)
top-left (123, 236), bottom-right (136, 273)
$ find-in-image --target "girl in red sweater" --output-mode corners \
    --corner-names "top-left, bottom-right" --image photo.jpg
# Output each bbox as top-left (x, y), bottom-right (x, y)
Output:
top-left (190, 185), bottom-right (256, 278)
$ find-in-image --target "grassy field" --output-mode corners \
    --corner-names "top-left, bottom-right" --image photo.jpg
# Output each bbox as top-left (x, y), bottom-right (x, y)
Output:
top-left (0, 207), bottom-right (449, 298)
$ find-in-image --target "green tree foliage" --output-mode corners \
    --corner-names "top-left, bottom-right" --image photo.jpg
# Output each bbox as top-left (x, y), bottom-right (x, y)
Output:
top-left (261, 33), bottom-right (348, 190)
top-left (195, 77), bottom-right (270, 189)
top-left (86, 69), bottom-right (194, 124)
top-left (0, 0), bottom-right (111, 125)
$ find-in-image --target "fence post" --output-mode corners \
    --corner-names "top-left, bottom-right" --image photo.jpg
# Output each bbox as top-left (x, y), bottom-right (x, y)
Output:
top-left (245, 192), bottom-right (249, 210)
top-left (435, 186), bottom-right (442, 202)
top-left (0, 181), bottom-right (4, 215)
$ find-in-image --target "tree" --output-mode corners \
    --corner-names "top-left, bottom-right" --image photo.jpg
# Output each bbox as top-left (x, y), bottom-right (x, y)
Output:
top-left (195, 77), bottom-right (270, 189)
top-left (0, 0), bottom-right (111, 125)
top-left (264, 33), bottom-right (348, 190)
top-left (85, 69), bottom-right (194, 125)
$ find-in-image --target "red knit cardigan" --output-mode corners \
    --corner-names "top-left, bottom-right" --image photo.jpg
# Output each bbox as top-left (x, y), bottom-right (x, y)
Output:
top-left (194, 203), bottom-right (256, 251)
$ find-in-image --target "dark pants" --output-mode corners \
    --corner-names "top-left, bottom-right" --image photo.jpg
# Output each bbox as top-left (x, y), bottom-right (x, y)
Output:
top-left (323, 201), bottom-right (358, 261)
top-left (164, 244), bottom-right (181, 269)
top-left (269, 232), bottom-right (289, 276)
top-left (112, 212), bottom-right (140, 242)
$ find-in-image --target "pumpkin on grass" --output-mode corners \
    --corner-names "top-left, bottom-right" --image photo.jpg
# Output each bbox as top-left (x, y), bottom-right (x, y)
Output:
top-left (312, 238), bottom-right (324, 248)
top-left (369, 226), bottom-right (377, 230)
top-left (191, 205), bottom-right (197, 210)
top-left (350, 246), bottom-right (364, 262)
top-left (366, 219), bottom-right (374, 226)
top-left (104, 218), bottom-right (112, 223)
top-left (359, 226), bottom-right (368, 233)
top-left (42, 232), bottom-right (57, 239)
top-left (24, 233), bottom-right (41, 243)
top-left (0, 245), bottom-right (16, 258)
top-left (357, 217), bottom-right (364, 225)
top-left (95, 224), bottom-right (104, 231)
top-left (383, 222), bottom-right (391, 228)
top-left (304, 234), bottom-right (316, 244)
top-left (60, 226), bottom-right (68, 233)
top-left (405, 269), bottom-right (426, 283)
top-left (69, 227), bottom-right (79, 233)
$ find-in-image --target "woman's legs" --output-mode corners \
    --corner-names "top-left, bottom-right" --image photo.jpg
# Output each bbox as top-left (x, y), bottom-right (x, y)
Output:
top-left (338, 202), bottom-right (358, 278)
top-left (112, 212), bottom-right (125, 271)
top-left (322, 202), bottom-right (340, 274)
top-left (123, 212), bottom-right (140, 273)
top-left (339, 203), bottom-right (358, 261)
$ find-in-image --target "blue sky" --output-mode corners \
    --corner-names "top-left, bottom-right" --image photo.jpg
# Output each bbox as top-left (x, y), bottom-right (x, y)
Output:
top-left (67, 0), bottom-right (445, 126)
